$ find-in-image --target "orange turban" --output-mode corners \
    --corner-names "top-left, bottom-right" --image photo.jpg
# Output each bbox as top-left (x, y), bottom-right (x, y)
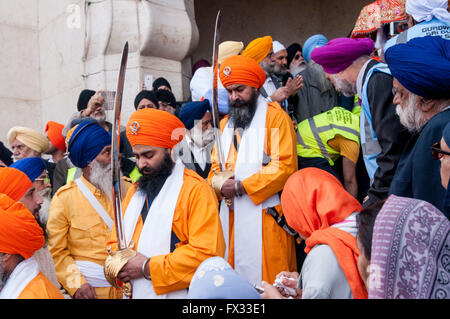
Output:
top-left (280, 168), bottom-right (367, 299)
top-left (0, 167), bottom-right (32, 201)
top-left (219, 55), bottom-right (266, 89)
top-left (0, 193), bottom-right (44, 259)
top-left (241, 35), bottom-right (273, 64)
top-left (126, 108), bottom-right (186, 149)
top-left (45, 121), bottom-right (66, 152)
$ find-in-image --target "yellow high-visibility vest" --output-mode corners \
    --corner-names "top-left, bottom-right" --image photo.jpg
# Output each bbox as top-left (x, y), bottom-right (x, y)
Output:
top-left (296, 106), bottom-right (360, 166)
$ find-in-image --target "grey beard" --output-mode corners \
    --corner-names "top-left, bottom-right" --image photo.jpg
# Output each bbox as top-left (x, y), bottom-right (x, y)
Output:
top-left (229, 93), bottom-right (258, 129)
top-left (0, 260), bottom-right (9, 292)
top-left (38, 188), bottom-right (52, 228)
top-left (289, 62), bottom-right (307, 76)
top-left (89, 160), bottom-right (113, 201)
top-left (395, 93), bottom-right (423, 133)
top-left (308, 61), bottom-right (334, 93)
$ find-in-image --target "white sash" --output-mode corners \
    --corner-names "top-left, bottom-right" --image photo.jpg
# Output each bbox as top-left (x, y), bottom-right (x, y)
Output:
top-left (123, 160), bottom-right (187, 299)
top-left (0, 257), bottom-right (40, 299)
top-left (219, 95), bottom-right (280, 286)
top-left (75, 178), bottom-right (114, 231)
top-left (75, 260), bottom-right (111, 288)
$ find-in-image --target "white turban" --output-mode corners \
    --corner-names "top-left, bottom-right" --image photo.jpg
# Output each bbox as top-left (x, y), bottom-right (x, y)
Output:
top-left (406, 0), bottom-right (450, 24)
top-left (272, 40), bottom-right (286, 54)
top-left (7, 126), bottom-right (49, 153)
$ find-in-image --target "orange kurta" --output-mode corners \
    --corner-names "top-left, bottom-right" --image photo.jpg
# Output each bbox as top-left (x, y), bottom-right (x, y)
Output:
top-left (109, 168), bottom-right (226, 296)
top-left (18, 272), bottom-right (64, 299)
top-left (208, 101), bottom-right (298, 284)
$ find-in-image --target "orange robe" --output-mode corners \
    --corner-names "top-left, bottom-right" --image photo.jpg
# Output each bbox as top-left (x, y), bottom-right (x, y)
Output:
top-left (109, 168), bottom-right (225, 296)
top-left (18, 272), bottom-right (64, 299)
top-left (208, 102), bottom-right (298, 283)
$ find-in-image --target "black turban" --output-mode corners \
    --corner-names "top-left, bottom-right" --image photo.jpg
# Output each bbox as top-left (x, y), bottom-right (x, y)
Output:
top-left (155, 89), bottom-right (177, 108)
top-left (77, 89), bottom-right (96, 111)
top-left (286, 43), bottom-right (303, 68)
top-left (134, 90), bottom-right (158, 110)
top-left (152, 77), bottom-right (172, 91)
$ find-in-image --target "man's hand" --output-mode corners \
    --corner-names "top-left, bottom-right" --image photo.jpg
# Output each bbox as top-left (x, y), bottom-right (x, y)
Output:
top-left (260, 281), bottom-right (283, 299)
top-left (275, 271), bottom-right (302, 299)
top-left (73, 283), bottom-right (97, 299)
top-left (82, 91), bottom-right (104, 117)
top-left (285, 75), bottom-right (303, 96)
top-left (117, 252), bottom-right (148, 283)
top-left (270, 87), bottom-right (290, 102)
top-left (220, 177), bottom-right (235, 199)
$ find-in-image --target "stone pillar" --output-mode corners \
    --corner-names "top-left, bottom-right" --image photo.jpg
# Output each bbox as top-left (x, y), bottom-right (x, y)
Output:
top-left (83, 0), bottom-right (199, 124)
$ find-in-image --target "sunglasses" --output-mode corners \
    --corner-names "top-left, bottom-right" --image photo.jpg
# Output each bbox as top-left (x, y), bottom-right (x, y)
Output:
top-left (431, 141), bottom-right (450, 160)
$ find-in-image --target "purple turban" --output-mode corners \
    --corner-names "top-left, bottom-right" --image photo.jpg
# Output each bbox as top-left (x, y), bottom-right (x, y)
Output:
top-left (311, 37), bottom-right (374, 74)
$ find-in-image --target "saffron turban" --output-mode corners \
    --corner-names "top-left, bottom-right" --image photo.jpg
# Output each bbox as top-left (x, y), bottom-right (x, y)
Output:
top-left (241, 36), bottom-right (273, 64)
top-left (178, 100), bottom-right (211, 130)
top-left (219, 55), bottom-right (266, 89)
top-left (68, 120), bottom-right (111, 168)
top-left (134, 90), bottom-right (158, 110)
top-left (7, 126), bottom-right (50, 154)
top-left (0, 193), bottom-right (45, 259)
top-left (45, 121), bottom-right (66, 152)
top-left (303, 34), bottom-right (328, 63)
top-left (280, 168), bottom-right (367, 299)
top-left (218, 41), bottom-right (245, 64)
top-left (0, 167), bottom-right (32, 201)
top-left (126, 108), bottom-right (185, 149)
top-left (311, 37), bottom-right (374, 74)
top-left (10, 157), bottom-right (46, 183)
top-left (272, 40), bottom-right (286, 54)
top-left (385, 36), bottom-right (450, 100)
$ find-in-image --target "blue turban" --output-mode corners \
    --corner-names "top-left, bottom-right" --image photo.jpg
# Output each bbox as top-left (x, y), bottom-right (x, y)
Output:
top-left (10, 157), bottom-right (46, 182)
top-left (177, 100), bottom-right (211, 130)
top-left (188, 257), bottom-right (262, 299)
top-left (303, 34), bottom-right (328, 63)
top-left (68, 120), bottom-right (111, 168)
top-left (203, 88), bottom-right (230, 115)
top-left (444, 122), bottom-right (450, 150)
top-left (385, 36), bottom-right (450, 100)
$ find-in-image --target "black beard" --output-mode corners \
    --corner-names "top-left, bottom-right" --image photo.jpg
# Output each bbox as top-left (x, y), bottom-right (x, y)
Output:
top-left (137, 151), bottom-right (174, 198)
top-left (229, 91), bottom-right (258, 129)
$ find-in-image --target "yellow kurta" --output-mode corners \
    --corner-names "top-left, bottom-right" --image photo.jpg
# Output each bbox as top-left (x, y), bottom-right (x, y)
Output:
top-left (18, 272), bottom-right (65, 299)
top-left (208, 101), bottom-right (298, 283)
top-left (47, 175), bottom-right (122, 299)
top-left (109, 168), bottom-right (226, 296)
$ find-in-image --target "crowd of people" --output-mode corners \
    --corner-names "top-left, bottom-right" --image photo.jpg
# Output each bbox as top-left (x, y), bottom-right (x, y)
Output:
top-left (0, 0), bottom-right (449, 300)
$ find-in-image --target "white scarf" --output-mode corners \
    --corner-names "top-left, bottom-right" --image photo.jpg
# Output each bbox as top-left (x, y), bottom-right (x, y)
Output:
top-left (123, 160), bottom-right (187, 299)
top-left (0, 257), bottom-right (40, 299)
top-left (219, 95), bottom-right (280, 286)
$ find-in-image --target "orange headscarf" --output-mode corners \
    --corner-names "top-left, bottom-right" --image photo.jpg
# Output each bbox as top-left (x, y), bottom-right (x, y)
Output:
top-left (45, 121), bottom-right (66, 152)
top-left (280, 168), bottom-right (367, 299)
top-left (0, 193), bottom-right (44, 259)
top-left (126, 108), bottom-right (185, 149)
top-left (219, 55), bottom-right (266, 89)
top-left (0, 167), bottom-right (32, 201)
top-left (241, 35), bottom-right (273, 64)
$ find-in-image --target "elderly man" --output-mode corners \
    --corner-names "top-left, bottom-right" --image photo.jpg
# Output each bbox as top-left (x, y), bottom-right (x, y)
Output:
top-left (0, 193), bottom-right (63, 299)
top-left (434, 123), bottom-right (450, 218)
top-left (293, 34), bottom-right (339, 123)
top-left (311, 37), bottom-right (412, 207)
top-left (385, 36), bottom-right (450, 213)
top-left (174, 100), bottom-right (214, 179)
top-left (107, 108), bottom-right (225, 299)
top-left (47, 121), bottom-right (122, 299)
top-left (208, 55), bottom-right (298, 286)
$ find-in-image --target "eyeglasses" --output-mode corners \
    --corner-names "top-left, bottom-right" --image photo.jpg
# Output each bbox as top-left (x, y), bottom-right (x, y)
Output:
top-left (431, 141), bottom-right (450, 160)
top-left (294, 54), bottom-right (301, 60)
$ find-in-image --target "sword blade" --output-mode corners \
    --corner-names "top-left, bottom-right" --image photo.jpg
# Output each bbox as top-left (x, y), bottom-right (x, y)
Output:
top-left (211, 10), bottom-right (226, 171)
top-left (111, 42), bottom-right (128, 250)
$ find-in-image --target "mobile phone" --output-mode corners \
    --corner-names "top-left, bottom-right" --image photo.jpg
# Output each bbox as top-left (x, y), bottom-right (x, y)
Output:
top-left (100, 91), bottom-right (116, 110)
top-left (253, 284), bottom-right (265, 294)
top-left (144, 74), bottom-right (153, 91)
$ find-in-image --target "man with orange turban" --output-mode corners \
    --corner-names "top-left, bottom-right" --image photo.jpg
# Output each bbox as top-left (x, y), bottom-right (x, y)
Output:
top-left (44, 121), bottom-right (66, 164)
top-left (243, 36), bottom-right (303, 116)
top-left (208, 55), bottom-right (298, 286)
top-left (107, 108), bottom-right (225, 298)
top-left (0, 193), bottom-right (63, 299)
top-left (261, 168), bottom-right (367, 299)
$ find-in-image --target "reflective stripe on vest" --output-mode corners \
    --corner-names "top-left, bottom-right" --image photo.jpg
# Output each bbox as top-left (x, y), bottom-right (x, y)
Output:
top-left (66, 167), bottom-right (82, 184)
top-left (360, 62), bottom-right (391, 179)
top-left (129, 166), bottom-right (142, 183)
top-left (297, 107), bottom-right (360, 166)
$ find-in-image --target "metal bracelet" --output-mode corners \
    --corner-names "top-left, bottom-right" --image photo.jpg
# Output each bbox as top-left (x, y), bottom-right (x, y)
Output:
top-left (142, 258), bottom-right (151, 281)
top-left (234, 180), bottom-right (240, 197)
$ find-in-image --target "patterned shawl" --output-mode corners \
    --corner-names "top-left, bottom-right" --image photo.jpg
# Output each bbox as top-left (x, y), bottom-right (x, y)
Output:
top-left (369, 195), bottom-right (450, 299)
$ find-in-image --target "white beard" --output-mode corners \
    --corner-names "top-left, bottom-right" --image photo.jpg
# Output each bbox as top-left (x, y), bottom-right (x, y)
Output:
top-left (333, 75), bottom-right (356, 97)
top-left (395, 93), bottom-right (423, 132)
top-left (190, 124), bottom-right (215, 148)
top-left (289, 62), bottom-right (307, 76)
top-left (37, 187), bottom-right (52, 227)
top-left (88, 160), bottom-right (112, 201)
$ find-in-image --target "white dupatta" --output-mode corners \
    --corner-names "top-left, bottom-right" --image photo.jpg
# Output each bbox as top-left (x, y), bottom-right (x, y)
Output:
top-left (123, 160), bottom-right (187, 299)
top-left (0, 256), bottom-right (40, 299)
top-left (219, 95), bottom-right (280, 286)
